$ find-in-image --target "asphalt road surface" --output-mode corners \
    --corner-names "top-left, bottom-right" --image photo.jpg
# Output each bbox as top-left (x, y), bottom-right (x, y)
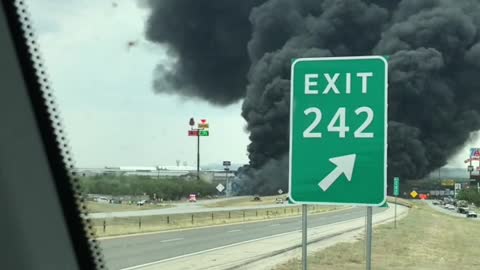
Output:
top-left (425, 200), bottom-right (479, 220)
top-left (99, 206), bottom-right (385, 270)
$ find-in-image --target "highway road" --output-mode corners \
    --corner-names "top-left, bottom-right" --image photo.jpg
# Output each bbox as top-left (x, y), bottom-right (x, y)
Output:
top-left (426, 200), bottom-right (479, 221)
top-left (99, 206), bottom-right (386, 270)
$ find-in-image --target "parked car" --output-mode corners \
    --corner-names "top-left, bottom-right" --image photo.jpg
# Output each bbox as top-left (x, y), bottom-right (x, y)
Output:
top-left (466, 211), bottom-right (478, 218)
top-left (136, 200), bottom-right (146, 206)
top-left (189, 194), bottom-right (197, 202)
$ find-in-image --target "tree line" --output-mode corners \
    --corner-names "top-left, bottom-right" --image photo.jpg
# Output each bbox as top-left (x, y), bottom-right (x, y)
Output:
top-left (79, 175), bottom-right (218, 200)
top-left (457, 189), bottom-right (480, 207)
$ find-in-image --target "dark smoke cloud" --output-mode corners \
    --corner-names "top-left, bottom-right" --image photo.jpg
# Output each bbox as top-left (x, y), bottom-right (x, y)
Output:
top-left (146, 0), bottom-right (480, 194)
top-left (145, 0), bottom-right (265, 105)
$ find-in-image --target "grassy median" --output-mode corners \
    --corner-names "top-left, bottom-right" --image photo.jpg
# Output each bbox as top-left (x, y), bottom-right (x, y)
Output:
top-left (204, 195), bottom-right (288, 208)
top-left (275, 201), bottom-right (480, 270)
top-left (86, 201), bottom-right (172, 213)
top-left (91, 204), bottom-right (343, 238)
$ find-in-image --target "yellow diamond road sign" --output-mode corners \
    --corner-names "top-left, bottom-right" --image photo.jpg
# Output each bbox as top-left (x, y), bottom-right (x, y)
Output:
top-left (410, 190), bottom-right (418, 198)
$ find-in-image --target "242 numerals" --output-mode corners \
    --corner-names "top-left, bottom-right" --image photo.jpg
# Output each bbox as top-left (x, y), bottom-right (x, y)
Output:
top-left (303, 107), bottom-right (374, 139)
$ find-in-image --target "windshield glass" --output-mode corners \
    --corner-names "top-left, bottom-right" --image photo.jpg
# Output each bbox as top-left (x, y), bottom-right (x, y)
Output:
top-left (26, 0), bottom-right (480, 269)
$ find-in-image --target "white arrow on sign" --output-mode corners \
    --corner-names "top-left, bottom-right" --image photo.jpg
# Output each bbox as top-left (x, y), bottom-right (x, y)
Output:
top-left (318, 154), bottom-right (356, 191)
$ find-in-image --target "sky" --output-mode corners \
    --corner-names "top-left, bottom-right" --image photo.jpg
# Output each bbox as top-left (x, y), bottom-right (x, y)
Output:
top-left (26, 0), bottom-right (250, 168)
top-left (25, 0), bottom-right (473, 170)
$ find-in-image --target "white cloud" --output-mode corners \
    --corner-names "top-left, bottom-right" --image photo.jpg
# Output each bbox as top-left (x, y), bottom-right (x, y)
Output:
top-left (26, 0), bottom-right (250, 167)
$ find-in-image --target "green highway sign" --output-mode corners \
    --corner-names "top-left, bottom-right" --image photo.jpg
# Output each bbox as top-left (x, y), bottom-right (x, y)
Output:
top-left (394, 177), bottom-right (400, 196)
top-left (199, 130), bottom-right (209, 136)
top-left (288, 56), bottom-right (388, 206)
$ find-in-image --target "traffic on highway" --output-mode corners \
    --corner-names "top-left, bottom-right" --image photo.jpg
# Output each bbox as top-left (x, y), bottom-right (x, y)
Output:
top-left (429, 198), bottom-right (478, 219)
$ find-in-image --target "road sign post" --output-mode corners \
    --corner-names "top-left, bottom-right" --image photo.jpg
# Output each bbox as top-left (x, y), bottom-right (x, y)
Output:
top-left (223, 161), bottom-right (231, 197)
top-left (197, 131), bottom-right (200, 180)
top-left (366, 207), bottom-right (373, 270)
top-left (393, 177), bottom-right (399, 229)
top-left (302, 204), bottom-right (307, 270)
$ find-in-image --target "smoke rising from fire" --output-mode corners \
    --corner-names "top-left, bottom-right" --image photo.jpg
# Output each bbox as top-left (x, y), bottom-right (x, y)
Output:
top-left (145, 0), bottom-right (480, 194)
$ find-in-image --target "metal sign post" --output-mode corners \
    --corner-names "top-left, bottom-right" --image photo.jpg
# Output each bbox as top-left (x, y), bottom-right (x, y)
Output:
top-left (225, 167), bottom-right (230, 197)
top-left (302, 204), bottom-right (308, 270)
top-left (366, 206), bottom-right (373, 270)
top-left (197, 133), bottom-right (200, 180)
top-left (223, 161), bottom-right (231, 197)
top-left (393, 177), bottom-right (400, 229)
top-left (394, 197), bottom-right (397, 229)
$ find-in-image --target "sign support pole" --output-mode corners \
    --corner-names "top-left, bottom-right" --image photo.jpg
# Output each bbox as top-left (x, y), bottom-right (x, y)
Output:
top-left (366, 206), bottom-right (372, 270)
top-left (302, 204), bottom-right (307, 270)
top-left (225, 169), bottom-right (229, 197)
top-left (394, 197), bottom-right (397, 229)
top-left (197, 132), bottom-right (200, 180)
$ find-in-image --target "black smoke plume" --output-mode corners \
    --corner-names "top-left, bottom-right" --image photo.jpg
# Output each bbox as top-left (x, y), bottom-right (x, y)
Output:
top-left (145, 0), bottom-right (480, 194)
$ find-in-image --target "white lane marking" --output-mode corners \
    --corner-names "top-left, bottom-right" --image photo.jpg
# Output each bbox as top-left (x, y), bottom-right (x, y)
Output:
top-left (227, 229), bottom-right (241, 233)
top-left (119, 209), bottom-right (384, 270)
top-left (160, 238), bottom-right (184, 243)
top-left (118, 230), bottom-right (298, 270)
top-left (270, 224), bottom-right (280, 227)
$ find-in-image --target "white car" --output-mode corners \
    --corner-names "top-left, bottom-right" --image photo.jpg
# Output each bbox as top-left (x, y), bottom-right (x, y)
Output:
top-left (466, 211), bottom-right (477, 218)
top-left (447, 205), bottom-right (456, 210)
top-left (136, 200), bottom-right (146, 206)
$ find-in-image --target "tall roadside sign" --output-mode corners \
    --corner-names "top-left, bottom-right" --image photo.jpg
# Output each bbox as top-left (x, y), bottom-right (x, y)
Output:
top-left (188, 118), bottom-right (210, 180)
top-left (393, 177), bottom-right (400, 196)
top-left (393, 177), bottom-right (399, 229)
top-left (289, 56), bottom-right (388, 206)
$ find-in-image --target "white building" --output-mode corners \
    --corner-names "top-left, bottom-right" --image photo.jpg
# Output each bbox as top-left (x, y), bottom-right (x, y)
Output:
top-left (74, 166), bottom-right (235, 180)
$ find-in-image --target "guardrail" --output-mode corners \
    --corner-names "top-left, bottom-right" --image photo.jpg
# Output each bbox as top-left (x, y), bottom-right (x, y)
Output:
top-left (386, 196), bottom-right (413, 208)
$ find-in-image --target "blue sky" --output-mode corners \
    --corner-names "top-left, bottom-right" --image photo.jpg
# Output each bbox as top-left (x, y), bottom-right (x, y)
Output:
top-left (26, 0), bottom-right (250, 168)
top-left (25, 0), bottom-right (473, 169)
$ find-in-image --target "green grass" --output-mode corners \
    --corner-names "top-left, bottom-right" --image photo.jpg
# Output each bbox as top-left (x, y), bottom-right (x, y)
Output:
top-left (204, 195), bottom-right (288, 208)
top-left (275, 202), bottom-right (480, 270)
top-left (85, 201), bottom-right (172, 213)
top-left (91, 204), bottom-right (343, 237)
